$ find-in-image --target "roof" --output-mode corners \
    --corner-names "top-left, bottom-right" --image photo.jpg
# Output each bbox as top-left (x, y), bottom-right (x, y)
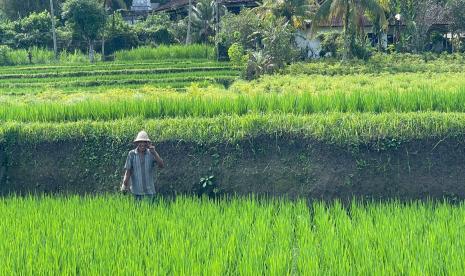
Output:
top-left (312, 4), bottom-right (451, 29)
top-left (154, 0), bottom-right (258, 12)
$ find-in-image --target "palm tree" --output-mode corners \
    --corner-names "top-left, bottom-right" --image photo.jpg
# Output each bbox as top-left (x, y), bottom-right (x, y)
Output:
top-left (100, 0), bottom-right (127, 10)
top-left (313, 0), bottom-right (387, 60)
top-left (255, 0), bottom-right (317, 29)
top-left (99, 0), bottom-right (127, 60)
top-left (186, 0), bottom-right (193, 44)
top-left (192, 0), bottom-right (224, 44)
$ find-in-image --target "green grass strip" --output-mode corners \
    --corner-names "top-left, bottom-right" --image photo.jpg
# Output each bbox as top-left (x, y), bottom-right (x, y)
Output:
top-left (3, 86), bottom-right (465, 122)
top-left (2, 113), bottom-right (465, 145)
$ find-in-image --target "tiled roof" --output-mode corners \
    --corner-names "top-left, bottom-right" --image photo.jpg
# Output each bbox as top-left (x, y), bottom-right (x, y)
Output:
top-left (154, 0), bottom-right (452, 28)
top-left (154, 0), bottom-right (257, 12)
top-left (315, 5), bottom-right (451, 28)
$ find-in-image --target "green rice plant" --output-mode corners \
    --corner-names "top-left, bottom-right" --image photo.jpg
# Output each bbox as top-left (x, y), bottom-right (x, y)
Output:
top-left (114, 45), bottom-right (215, 61)
top-left (0, 66), bottom-right (236, 80)
top-left (0, 195), bottom-right (463, 274)
top-left (0, 47), bottom-right (95, 66)
top-left (3, 113), bottom-right (465, 146)
top-left (4, 84), bottom-right (465, 122)
top-left (0, 60), bottom-right (219, 74)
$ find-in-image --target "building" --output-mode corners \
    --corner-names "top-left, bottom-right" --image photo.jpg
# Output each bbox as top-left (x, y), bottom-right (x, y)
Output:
top-left (300, 3), bottom-right (453, 58)
top-left (131, 0), bottom-right (153, 11)
top-left (124, 0), bottom-right (258, 23)
top-left (154, 0), bottom-right (258, 15)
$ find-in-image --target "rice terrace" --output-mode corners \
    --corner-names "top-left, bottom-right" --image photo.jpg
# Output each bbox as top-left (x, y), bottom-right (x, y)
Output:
top-left (1, 0), bottom-right (465, 274)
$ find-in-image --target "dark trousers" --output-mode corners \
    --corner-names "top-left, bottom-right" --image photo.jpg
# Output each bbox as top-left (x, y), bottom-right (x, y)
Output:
top-left (134, 194), bottom-right (156, 204)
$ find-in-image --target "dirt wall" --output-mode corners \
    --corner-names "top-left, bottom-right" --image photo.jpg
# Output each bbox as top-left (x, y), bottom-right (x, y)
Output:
top-left (0, 146), bottom-right (5, 190)
top-left (2, 135), bottom-right (465, 200)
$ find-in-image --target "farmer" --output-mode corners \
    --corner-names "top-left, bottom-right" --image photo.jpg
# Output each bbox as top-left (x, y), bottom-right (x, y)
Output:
top-left (121, 130), bottom-right (164, 201)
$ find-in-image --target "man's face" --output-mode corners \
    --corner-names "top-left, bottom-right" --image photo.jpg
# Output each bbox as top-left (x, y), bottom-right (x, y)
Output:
top-left (136, 141), bottom-right (149, 151)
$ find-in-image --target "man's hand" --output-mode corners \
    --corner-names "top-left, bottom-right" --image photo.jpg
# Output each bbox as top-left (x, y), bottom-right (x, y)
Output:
top-left (120, 182), bottom-right (130, 193)
top-left (149, 143), bottom-right (165, 169)
top-left (121, 169), bottom-right (131, 194)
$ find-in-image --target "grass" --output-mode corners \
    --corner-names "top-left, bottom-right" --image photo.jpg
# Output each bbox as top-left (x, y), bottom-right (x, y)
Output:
top-left (0, 195), bottom-right (463, 274)
top-left (287, 52), bottom-right (465, 75)
top-left (0, 47), bottom-right (98, 66)
top-left (0, 45), bottom-right (215, 66)
top-left (0, 58), bottom-right (238, 94)
top-left (114, 44), bottom-right (215, 61)
top-left (0, 60), bottom-right (222, 74)
top-left (0, 65), bottom-right (235, 80)
top-left (2, 113), bottom-right (465, 146)
top-left (3, 82), bottom-right (465, 122)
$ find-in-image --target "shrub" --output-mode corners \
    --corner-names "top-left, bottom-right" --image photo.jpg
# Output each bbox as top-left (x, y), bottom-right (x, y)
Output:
top-left (0, 45), bottom-right (12, 65)
top-left (318, 32), bottom-right (343, 58)
top-left (228, 43), bottom-right (247, 67)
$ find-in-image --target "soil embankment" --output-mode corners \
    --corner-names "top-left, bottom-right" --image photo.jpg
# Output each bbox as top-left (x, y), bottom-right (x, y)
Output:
top-left (0, 146), bottom-right (5, 189)
top-left (1, 135), bottom-right (465, 200)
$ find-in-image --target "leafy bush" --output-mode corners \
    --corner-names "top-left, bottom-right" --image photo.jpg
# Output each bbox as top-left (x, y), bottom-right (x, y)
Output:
top-left (13, 11), bottom-right (53, 49)
top-left (103, 13), bottom-right (139, 55)
top-left (317, 32), bottom-right (343, 58)
top-left (227, 43), bottom-right (248, 67)
top-left (218, 9), bottom-right (261, 51)
top-left (135, 13), bottom-right (175, 45)
top-left (0, 45), bottom-right (12, 65)
top-left (286, 53), bottom-right (465, 75)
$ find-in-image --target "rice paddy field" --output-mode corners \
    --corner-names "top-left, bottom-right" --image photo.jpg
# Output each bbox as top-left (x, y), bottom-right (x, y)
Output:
top-left (2, 195), bottom-right (465, 274)
top-left (0, 60), bottom-right (239, 95)
top-left (2, 50), bottom-right (465, 273)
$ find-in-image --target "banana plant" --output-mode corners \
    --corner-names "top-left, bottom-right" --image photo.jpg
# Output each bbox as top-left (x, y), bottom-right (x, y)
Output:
top-left (312, 0), bottom-right (387, 60)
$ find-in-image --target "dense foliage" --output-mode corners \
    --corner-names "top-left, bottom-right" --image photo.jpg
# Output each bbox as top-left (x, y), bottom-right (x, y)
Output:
top-left (0, 0), bottom-right (463, 66)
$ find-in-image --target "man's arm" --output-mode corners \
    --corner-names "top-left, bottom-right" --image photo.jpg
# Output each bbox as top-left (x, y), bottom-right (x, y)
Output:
top-left (121, 169), bottom-right (132, 191)
top-left (149, 145), bottom-right (164, 168)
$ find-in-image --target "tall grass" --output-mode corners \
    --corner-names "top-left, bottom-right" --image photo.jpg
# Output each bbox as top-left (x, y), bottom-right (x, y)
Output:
top-left (0, 60), bottom-right (229, 74)
top-left (0, 195), bottom-right (463, 274)
top-left (115, 45), bottom-right (215, 61)
top-left (3, 113), bottom-right (465, 145)
top-left (0, 47), bottom-right (96, 65)
top-left (4, 86), bottom-right (465, 122)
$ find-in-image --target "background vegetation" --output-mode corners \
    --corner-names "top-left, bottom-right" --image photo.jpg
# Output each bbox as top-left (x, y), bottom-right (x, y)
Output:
top-left (0, 0), bottom-right (464, 71)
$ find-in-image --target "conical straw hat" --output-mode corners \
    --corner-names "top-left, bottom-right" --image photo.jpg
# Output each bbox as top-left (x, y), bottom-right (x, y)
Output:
top-left (134, 130), bottom-right (151, 142)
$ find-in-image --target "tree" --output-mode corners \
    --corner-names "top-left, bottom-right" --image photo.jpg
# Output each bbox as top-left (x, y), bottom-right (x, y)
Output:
top-left (103, 12), bottom-right (138, 54)
top-left (448, 0), bottom-right (465, 52)
top-left (218, 9), bottom-right (261, 50)
top-left (259, 16), bottom-right (298, 68)
top-left (385, 0), bottom-right (449, 52)
top-left (100, 0), bottom-right (127, 10)
top-left (258, 0), bottom-right (317, 29)
top-left (62, 0), bottom-right (107, 63)
top-left (135, 13), bottom-right (174, 45)
top-left (14, 11), bottom-right (53, 49)
top-left (98, 0), bottom-right (127, 60)
top-left (0, 0), bottom-right (63, 20)
top-left (313, 0), bottom-right (387, 60)
top-left (192, 0), bottom-right (225, 44)
top-left (186, 0), bottom-right (193, 44)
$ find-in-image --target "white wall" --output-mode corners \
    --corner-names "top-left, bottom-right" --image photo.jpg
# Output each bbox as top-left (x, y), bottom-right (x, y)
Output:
top-left (295, 31), bottom-right (321, 59)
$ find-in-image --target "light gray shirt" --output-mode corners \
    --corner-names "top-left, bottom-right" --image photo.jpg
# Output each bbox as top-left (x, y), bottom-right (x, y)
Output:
top-left (124, 149), bottom-right (156, 195)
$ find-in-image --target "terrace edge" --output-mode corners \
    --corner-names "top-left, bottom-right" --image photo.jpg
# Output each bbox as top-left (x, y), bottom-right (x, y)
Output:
top-left (1, 135), bottom-right (465, 201)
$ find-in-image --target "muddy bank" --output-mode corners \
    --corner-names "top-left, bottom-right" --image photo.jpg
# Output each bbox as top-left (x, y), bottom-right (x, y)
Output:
top-left (0, 146), bottom-right (5, 189)
top-left (1, 135), bottom-right (465, 200)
